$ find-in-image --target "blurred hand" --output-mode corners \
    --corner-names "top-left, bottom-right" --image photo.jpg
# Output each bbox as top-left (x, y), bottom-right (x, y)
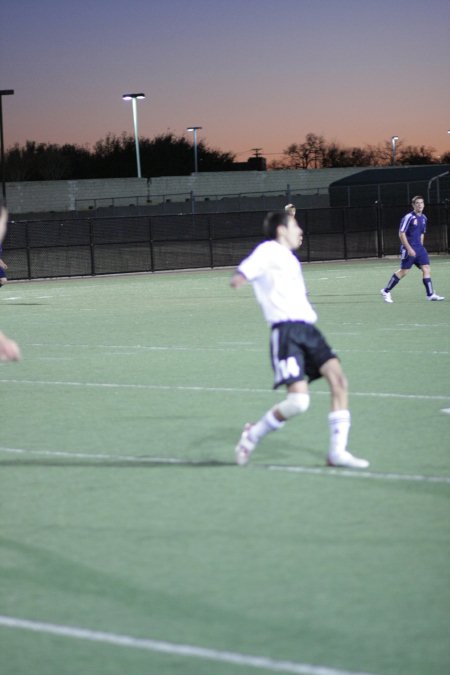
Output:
top-left (0, 333), bottom-right (21, 361)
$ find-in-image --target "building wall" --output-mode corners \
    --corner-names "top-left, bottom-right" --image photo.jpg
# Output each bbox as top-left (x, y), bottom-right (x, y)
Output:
top-left (6, 167), bottom-right (371, 214)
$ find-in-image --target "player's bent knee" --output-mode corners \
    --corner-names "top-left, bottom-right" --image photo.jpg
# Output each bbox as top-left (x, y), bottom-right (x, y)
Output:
top-left (277, 393), bottom-right (310, 419)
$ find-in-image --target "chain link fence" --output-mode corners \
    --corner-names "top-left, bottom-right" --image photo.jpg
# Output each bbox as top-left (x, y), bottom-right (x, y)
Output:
top-left (4, 204), bottom-right (449, 280)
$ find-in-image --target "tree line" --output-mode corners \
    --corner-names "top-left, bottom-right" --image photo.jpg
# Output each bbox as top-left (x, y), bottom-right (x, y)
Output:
top-left (5, 133), bottom-right (235, 181)
top-left (270, 133), bottom-right (450, 170)
top-left (5, 131), bottom-right (450, 181)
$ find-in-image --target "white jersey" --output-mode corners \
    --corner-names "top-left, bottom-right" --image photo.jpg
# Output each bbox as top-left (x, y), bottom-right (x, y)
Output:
top-left (238, 240), bottom-right (318, 325)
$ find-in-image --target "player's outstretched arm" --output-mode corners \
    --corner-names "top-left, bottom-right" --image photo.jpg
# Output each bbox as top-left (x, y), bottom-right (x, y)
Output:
top-left (230, 271), bottom-right (247, 289)
top-left (0, 332), bottom-right (21, 361)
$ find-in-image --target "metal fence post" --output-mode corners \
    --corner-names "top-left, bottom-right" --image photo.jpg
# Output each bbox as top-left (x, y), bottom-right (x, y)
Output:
top-left (444, 200), bottom-right (450, 253)
top-left (303, 210), bottom-right (310, 262)
top-left (208, 215), bottom-right (214, 269)
top-left (375, 202), bottom-right (384, 257)
top-left (25, 220), bottom-right (32, 279)
top-left (89, 219), bottom-right (96, 275)
top-left (148, 216), bottom-right (154, 272)
top-left (342, 208), bottom-right (348, 260)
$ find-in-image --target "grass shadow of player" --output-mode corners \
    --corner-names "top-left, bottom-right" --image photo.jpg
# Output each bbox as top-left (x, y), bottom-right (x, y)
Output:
top-left (0, 458), bottom-right (235, 469)
top-left (263, 447), bottom-right (326, 468)
top-left (195, 426), bottom-right (326, 468)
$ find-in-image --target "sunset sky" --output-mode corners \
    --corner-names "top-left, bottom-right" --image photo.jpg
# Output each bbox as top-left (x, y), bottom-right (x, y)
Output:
top-left (1, 0), bottom-right (449, 162)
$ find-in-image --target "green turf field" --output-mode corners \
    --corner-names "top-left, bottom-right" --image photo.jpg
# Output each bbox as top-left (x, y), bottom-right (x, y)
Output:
top-left (0, 257), bottom-right (449, 675)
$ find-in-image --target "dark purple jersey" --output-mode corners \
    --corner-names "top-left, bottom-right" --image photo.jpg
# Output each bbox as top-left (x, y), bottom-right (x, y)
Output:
top-left (399, 211), bottom-right (427, 249)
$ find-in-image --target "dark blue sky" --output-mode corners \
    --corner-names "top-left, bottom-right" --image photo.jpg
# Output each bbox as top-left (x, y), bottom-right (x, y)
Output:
top-left (1, 0), bottom-right (449, 159)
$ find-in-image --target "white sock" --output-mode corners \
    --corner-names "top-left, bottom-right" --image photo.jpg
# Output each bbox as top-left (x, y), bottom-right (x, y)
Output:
top-left (328, 410), bottom-right (351, 459)
top-left (249, 409), bottom-right (284, 443)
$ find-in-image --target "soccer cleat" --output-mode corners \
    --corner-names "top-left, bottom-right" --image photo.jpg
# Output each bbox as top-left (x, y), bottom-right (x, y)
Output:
top-left (327, 450), bottom-right (370, 469)
top-left (427, 293), bottom-right (444, 301)
top-left (380, 289), bottom-right (393, 303)
top-left (235, 423), bottom-right (256, 466)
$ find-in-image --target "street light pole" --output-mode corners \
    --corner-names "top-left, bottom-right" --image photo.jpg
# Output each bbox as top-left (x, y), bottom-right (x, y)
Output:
top-left (0, 89), bottom-right (14, 205)
top-left (391, 135), bottom-right (399, 166)
top-left (187, 126), bottom-right (202, 173)
top-left (122, 93), bottom-right (145, 178)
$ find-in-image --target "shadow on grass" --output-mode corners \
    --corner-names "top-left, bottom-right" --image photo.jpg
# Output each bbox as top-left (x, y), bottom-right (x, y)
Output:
top-left (0, 458), bottom-right (236, 469)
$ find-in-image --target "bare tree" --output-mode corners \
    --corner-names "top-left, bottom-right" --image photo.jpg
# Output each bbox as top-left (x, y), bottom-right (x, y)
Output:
top-left (398, 145), bottom-right (437, 165)
top-left (282, 133), bottom-right (326, 169)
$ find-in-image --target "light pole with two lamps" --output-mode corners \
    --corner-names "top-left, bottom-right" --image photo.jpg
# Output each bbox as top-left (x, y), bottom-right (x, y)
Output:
top-left (122, 93), bottom-right (146, 178)
top-left (0, 89), bottom-right (14, 204)
top-left (391, 135), bottom-right (399, 165)
top-left (186, 126), bottom-right (202, 173)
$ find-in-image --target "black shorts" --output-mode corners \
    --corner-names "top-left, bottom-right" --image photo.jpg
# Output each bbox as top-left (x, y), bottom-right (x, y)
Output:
top-left (270, 321), bottom-right (337, 388)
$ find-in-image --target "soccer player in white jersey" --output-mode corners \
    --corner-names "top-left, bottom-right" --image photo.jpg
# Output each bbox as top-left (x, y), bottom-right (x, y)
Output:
top-left (380, 196), bottom-right (444, 303)
top-left (230, 210), bottom-right (369, 469)
top-left (0, 206), bottom-right (21, 361)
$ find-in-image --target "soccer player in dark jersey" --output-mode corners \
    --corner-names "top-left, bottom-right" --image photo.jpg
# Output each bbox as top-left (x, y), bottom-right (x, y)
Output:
top-left (0, 206), bottom-right (21, 361)
top-left (380, 196), bottom-right (444, 303)
top-left (230, 210), bottom-right (369, 469)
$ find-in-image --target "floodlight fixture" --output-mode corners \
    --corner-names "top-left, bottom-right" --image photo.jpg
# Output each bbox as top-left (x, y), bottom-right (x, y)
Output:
top-left (187, 126), bottom-right (203, 173)
top-left (122, 93), bottom-right (146, 177)
top-left (391, 135), bottom-right (399, 165)
top-left (0, 89), bottom-right (15, 204)
top-left (122, 93), bottom-right (146, 100)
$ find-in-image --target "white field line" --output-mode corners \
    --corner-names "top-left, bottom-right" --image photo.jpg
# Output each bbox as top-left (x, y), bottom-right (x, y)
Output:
top-left (0, 377), bottom-right (449, 402)
top-left (1, 447), bottom-right (449, 485)
top-left (337, 349), bottom-right (449, 355)
top-left (28, 342), bottom-right (263, 353)
top-left (34, 357), bottom-right (74, 361)
top-left (380, 325), bottom-right (450, 332)
top-left (0, 446), bottom-right (186, 463)
top-left (396, 323), bottom-right (450, 328)
top-left (266, 465), bottom-right (450, 485)
top-left (7, 259), bottom-right (449, 292)
top-left (25, 342), bottom-right (450, 356)
top-left (0, 615), bottom-right (377, 675)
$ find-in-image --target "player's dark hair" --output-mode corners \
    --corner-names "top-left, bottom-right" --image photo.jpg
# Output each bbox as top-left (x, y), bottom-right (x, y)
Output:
top-left (263, 211), bottom-right (291, 240)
